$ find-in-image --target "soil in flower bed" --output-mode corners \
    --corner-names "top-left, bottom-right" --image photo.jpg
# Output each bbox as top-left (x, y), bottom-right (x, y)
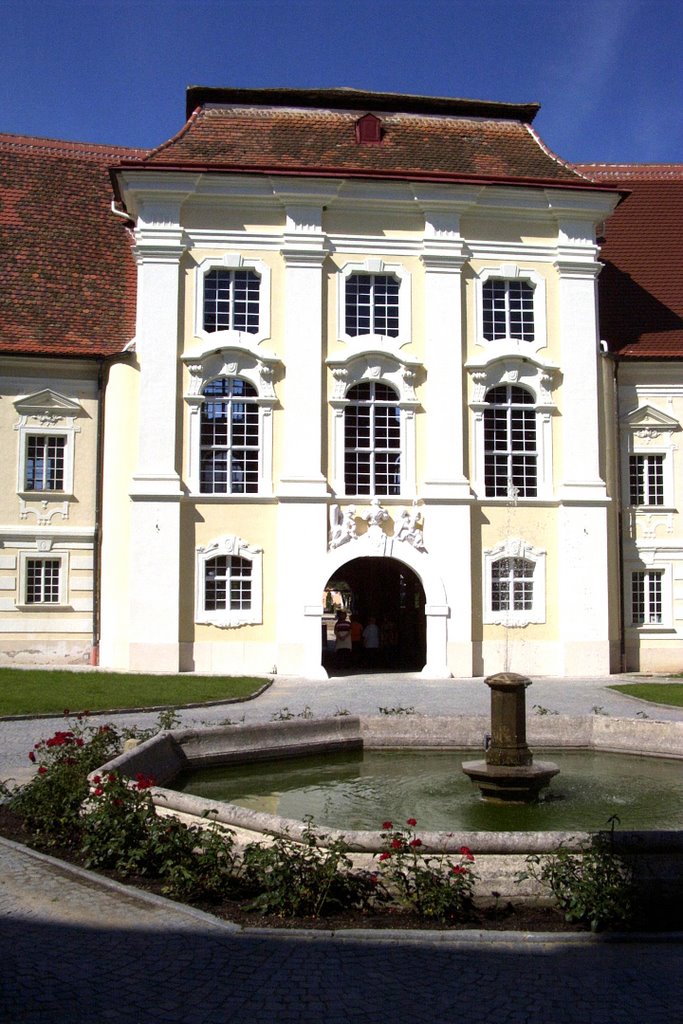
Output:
top-left (0, 805), bottom-right (671, 934)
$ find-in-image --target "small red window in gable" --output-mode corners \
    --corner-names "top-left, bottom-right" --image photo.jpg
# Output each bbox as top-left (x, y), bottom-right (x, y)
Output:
top-left (355, 113), bottom-right (383, 145)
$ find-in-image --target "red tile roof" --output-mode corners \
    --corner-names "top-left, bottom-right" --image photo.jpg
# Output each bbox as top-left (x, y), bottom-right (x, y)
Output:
top-left (124, 89), bottom-right (597, 188)
top-left (576, 164), bottom-right (683, 358)
top-left (0, 133), bottom-right (144, 357)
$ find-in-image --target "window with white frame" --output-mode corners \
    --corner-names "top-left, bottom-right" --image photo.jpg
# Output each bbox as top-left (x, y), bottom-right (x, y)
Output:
top-left (203, 268), bottom-right (260, 334)
top-left (629, 454), bottom-right (665, 506)
top-left (483, 279), bottom-right (535, 343)
top-left (484, 385), bottom-right (537, 498)
top-left (195, 256), bottom-right (271, 343)
top-left (338, 261), bottom-right (411, 345)
top-left (344, 381), bottom-right (401, 496)
top-left (484, 539), bottom-right (545, 625)
top-left (16, 552), bottom-right (67, 606)
top-left (475, 266), bottom-right (546, 351)
top-left (24, 435), bottom-right (66, 491)
top-left (199, 377), bottom-right (259, 494)
top-left (491, 557), bottom-right (534, 612)
top-left (14, 390), bottom-right (81, 498)
top-left (195, 535), bottom-right (262, 627)
top-left (631, 569), bottom-right (664, 625)
top-left (345, 273), bottom-right (400, 338)
top-left (205, 555), bottom-right (252, 612)
top-left (25, 558), bottom-right (61, 604)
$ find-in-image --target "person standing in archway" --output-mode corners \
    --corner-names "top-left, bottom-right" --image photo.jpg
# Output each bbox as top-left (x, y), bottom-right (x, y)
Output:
top-left (362, 616), bottom-right (380, 670)
top-left (334, 611), bottom-right (353, 670)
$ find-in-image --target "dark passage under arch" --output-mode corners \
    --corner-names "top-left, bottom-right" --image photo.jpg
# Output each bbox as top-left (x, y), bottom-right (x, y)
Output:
top-left (323, 556), bottom-right (426, 675)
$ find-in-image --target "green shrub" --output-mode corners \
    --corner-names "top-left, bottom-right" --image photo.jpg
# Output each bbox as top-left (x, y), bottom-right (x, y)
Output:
top-left (80, 770), bottom-right (241, 901)
top-left (519, 829), bottom-right (634, 932)
top-left (375, 819), bottom-right (477, 922)
top-left (10, 716), bottom-right (121, 847)
top-left (242, 817), bottom-right (379, 918)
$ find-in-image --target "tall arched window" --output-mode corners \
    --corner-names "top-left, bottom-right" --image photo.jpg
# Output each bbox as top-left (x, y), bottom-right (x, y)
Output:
top-left (344, 381), bottom-right (401, 496)
top-left (200, 377), bottom-right (259, 494)
top-left (484, 385), bottom-right (537, 498)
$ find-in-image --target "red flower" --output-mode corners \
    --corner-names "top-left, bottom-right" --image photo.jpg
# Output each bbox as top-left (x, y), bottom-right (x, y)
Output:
top-left (409, 838), bottom-right (422, 848)
top-left (92, 786), bottom-right (104, 797)
top-left (406, 817), bottom-right (417, 826)
top-left (92, 775), bottom-right (101, 784)
top-left (452, 865), bottom-right (467, 875)
top-left (63, 709), bottom-right (70, 717)
top-left (382, 821), bottom-right (393, 831)
top-left (108, 773), bottom-right (117, 783)
top-left (460, 846), bottom-right (474, 861)
top-left (135, 773), bottom-right (156, 790)
top-left (378, 852), bottom-right (391, 861)
top-left (28, 751), bottom-right (36, 763)
top-left (38, 766), bottom-right (47, 775)
top-left (391, 838), bottom-right (403, 850)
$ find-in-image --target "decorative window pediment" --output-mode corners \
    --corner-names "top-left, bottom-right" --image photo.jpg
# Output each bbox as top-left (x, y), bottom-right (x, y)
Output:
top-left (14, 389), bottom-right (83, 423)
top-left (622, 404), bottom-right (680, 438)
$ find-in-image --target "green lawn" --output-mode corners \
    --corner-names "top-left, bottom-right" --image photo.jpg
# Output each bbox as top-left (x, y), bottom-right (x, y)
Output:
top-left (609, 683), bottom-right (683, 708)
top-left (0, 669), bottom-right (270, 717)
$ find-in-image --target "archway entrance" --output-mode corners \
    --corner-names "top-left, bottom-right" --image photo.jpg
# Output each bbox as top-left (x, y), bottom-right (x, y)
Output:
top-left (322, 557), bottom-right (426, 675)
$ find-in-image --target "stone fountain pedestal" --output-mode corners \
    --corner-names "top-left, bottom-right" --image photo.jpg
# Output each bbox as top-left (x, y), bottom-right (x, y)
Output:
top-left (462, 672), bottom-right (559, 802)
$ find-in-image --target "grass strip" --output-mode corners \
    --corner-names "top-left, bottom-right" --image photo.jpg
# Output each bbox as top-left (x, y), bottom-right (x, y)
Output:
top-left (609, 683), bottom-right (683, 708)
top-left (0, 669), bottom-right (268, 717)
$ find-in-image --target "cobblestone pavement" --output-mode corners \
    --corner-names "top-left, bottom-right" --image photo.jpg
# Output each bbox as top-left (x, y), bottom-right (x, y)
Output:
top-left (2, 673), bottom-right (683, 1022)
top-left (1, 837), bottom-right (682, 1024)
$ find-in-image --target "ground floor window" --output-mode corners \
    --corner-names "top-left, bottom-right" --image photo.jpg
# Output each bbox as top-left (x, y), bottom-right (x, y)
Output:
top-left (631, 570), bottom-right (663, 625)
top-left (205, 555), bottom-right (252, 612)
top-left (483, 539), bottom-right (545, 625)
top-left (195, 534), bottom-right (263, 627)
top-left (491, 557), bottom-right (534, 612)
top-left (25, 558), bottom-right (61, 604)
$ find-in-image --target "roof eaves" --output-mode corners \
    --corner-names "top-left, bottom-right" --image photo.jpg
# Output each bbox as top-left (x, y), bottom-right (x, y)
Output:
top-left (110, 159), bottom-right (621, 200)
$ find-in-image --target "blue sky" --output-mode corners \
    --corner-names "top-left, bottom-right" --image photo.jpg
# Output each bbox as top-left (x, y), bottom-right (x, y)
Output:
top-left (2, 0), bottom-right (681, 163)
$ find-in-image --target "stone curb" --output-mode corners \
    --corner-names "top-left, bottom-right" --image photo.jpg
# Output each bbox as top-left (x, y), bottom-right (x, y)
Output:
top-left (3, 836), bottom-right (683, 948)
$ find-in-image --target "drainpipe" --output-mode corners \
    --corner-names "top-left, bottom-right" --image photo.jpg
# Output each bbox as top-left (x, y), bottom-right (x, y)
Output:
top-left (90, 359), bottom-right (105, 666)
top-left (611, 351), bottom-right (626, 672)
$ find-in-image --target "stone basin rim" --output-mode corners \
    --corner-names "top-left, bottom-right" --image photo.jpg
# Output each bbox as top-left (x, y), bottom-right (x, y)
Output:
top-left (93, 713), bottom-right (683, 856)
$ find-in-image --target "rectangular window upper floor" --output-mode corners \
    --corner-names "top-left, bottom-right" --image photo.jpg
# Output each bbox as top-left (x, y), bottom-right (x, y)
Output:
top-left (13, 389), bottom-right (84, 498)
top-left (194, 255), bottom-right (271, 344)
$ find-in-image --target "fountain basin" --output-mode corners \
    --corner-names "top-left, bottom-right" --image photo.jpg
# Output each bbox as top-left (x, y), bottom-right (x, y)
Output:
top-left (95, 714), bottom-right (683, 902)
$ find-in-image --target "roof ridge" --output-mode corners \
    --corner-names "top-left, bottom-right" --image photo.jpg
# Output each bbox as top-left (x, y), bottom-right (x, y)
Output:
top-left (141, 106), bottom-right (202, 162)
top-left (523, 123), bottom-right (587, 181)
top-left (0, 131), bottom-right (147, 160)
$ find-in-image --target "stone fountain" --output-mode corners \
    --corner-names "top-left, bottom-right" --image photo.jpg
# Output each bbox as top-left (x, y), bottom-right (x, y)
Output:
top-left (462, 672), bottom-right (559, 802)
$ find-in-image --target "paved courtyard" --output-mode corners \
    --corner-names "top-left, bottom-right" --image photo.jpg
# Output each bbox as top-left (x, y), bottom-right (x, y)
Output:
top-left (1, 672), bottom-right (683, 1022)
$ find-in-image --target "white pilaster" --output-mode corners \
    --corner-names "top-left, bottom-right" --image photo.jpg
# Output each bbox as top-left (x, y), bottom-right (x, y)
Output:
top-left (278, 204), bottom-right (330, 498)
top-left (419, 206), bottom-right (472, 499)
top-left (127, 197), bottom-right (186, 671)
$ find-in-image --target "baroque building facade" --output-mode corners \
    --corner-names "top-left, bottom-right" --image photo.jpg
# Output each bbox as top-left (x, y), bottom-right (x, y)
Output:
top-left (1, 89), bottom-right (681, 678)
